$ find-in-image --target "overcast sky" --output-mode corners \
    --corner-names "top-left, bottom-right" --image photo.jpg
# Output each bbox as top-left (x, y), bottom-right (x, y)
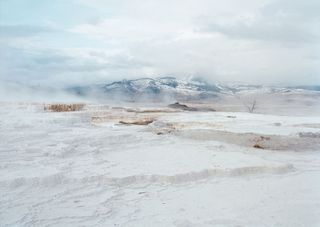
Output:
top-left (0, 0), bottom-right (319, 86)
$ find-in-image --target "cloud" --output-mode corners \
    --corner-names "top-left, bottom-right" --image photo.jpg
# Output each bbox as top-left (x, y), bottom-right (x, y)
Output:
top-left (201, 0), bottom-right (320, 45)
top-left (0, 44), bottom-right (152, 86)
top-left (0, 0), bottom-right (319, 86)
top-left (0, 24), bottom-right (54, 38)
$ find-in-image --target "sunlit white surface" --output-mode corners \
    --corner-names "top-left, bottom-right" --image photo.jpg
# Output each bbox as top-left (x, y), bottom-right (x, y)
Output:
top-left (0, 103), bottom-right (319, 227)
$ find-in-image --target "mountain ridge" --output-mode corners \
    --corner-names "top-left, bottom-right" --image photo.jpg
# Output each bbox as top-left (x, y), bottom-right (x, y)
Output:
top-left (67, 77), bottom-right (320, 101)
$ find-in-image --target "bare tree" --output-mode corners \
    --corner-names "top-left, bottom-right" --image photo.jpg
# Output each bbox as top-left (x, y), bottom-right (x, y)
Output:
top-left (244, 99), bottom-right (257, 113)
top-left (230, 91), bottom-right (258, 113)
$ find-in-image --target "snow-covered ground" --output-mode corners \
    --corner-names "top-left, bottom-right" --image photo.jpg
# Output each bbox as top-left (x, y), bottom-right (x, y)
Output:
top-left (0, 103), bottom-right (320, 226)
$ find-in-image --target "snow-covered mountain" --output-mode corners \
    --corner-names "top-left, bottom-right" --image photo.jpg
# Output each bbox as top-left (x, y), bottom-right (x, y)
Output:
top-left (69, 77), bottom-right (223, 101)
top-left (103, 77), bottom-right (225, 99)
top-left (68, 77), bottom-right (320, 101)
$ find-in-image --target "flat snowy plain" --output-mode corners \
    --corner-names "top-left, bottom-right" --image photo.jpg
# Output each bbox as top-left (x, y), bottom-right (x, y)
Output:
top-left (1, 102), bottom-right (320, 227)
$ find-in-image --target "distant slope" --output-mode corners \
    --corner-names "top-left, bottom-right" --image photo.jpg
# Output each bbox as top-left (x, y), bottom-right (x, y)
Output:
top-left (66, 77), bottom-right (320, 102)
